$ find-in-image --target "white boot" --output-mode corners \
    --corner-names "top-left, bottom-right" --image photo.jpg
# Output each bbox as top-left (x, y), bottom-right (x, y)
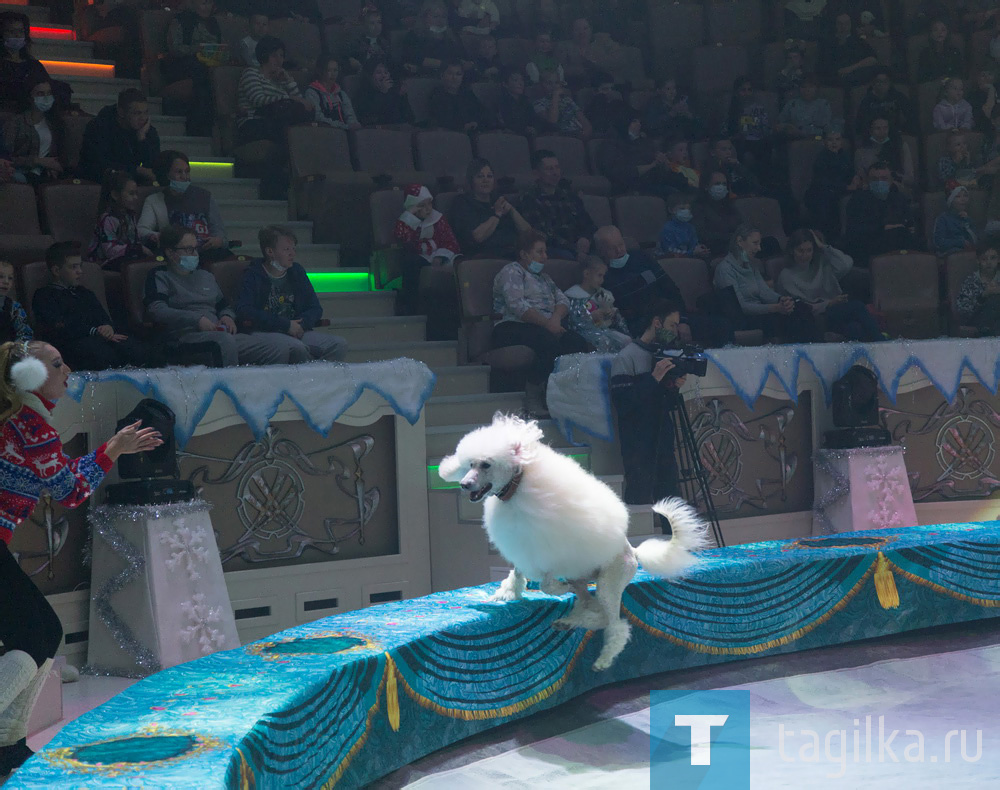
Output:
top-left (0, 658), bottom-right (53, 746)
top-left (0, 652), bottom-right (37, 718)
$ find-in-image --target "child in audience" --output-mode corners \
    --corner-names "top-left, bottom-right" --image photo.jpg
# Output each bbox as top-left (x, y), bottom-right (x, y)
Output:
top-left (804, 128), bottom-right (861, 241)
top-left (305, 56), bottom-right (362, 130)
top-left (659, 192), bottom-right (710, 258)
top-left (933, 185), bottom-right (978, 255)
top-left (958, 241), bottom-right (1000, 334)
top-left (33, 242), bottom-right (160, 370)
top-left (472, 35), bottom-right (501, 81)
top-left (241, 13), bottom-right (269, 67)
top-left (86, 170), bottom-right (153, 271)
top-left (394, 184), bottom-right (461, 313)
top-left (776, 74), bottom-right (832, 137)
top-left (565, 256), bottom-right (632, 353)
top-left (933, 78), bottom-right (973, 131)
top-left (0, 260), bottom-right (31, 344)
top-left (776, 40), bottom-right (806, 104)
top-left (235, 225), bottom-right (347, 362)
top-left (534, 69), bottom-right (592, 138)
top-left (585, 76), bottom-right (629, 137)
top-left (496, 68), bottom-right (536, 136)
top-left (938, 131), bottom-right (985, 190)
top-left (724, 76), bottom-right (774, 175)
top-left (642, 76), bottom-right (703, 141)
top-left (663, 138), bottom-right (700, 189)
top-left (525, 28), bottom-right (563, 85)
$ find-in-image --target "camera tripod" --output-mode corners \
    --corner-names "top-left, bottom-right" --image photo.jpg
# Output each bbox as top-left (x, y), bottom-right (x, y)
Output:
top-left (661, 389), bottom-right (726, 547)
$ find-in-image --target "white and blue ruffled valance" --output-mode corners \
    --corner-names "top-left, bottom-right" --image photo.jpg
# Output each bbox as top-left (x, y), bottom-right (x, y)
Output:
top-left (547, 338), bottom-right (1000, 444)
top-left (65, 359), bottom-right (436, 447)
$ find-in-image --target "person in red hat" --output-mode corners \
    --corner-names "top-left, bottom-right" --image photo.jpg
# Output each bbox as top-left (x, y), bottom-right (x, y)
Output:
top-left (393, 184), bottom-right (461, 315)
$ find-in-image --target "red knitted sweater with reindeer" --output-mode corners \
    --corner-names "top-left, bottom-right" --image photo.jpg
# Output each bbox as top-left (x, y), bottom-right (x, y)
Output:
top-left (0, 401), bottom-right (112, 545)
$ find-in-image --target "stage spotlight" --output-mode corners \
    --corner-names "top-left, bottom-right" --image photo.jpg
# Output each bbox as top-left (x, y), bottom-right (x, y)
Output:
top-left (104, 399), bottom-right (195, 505)
top-left (825, 366), bottom-right (891, 449)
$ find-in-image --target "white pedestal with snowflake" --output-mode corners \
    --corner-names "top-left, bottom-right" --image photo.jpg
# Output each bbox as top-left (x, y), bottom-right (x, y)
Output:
top-left (812, 447), bottom-right (918, 535)
top-left (85, 501), bottom-right (240, 676)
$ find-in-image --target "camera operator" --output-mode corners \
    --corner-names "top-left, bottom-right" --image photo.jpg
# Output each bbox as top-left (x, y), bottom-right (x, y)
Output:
top-left (610, 299), bottom-right (686, 530)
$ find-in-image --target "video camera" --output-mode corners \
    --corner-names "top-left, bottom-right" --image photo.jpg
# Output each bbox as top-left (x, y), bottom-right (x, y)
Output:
top-left (652, 344), bottom-right (709, 379)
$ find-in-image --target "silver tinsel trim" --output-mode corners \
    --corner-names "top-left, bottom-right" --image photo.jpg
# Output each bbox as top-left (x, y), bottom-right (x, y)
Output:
top-left (82, 501), bottom-right (212, 678)
top-left (812, 446), bottom-right (906, 534)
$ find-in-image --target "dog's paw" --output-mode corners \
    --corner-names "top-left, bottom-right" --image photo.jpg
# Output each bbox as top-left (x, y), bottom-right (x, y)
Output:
top-left (553, 610), bottom-right (603, 631)
top-left (488, 589), bottom-right (522, 603)
top-left (591, 655), bottom-right (615, 672)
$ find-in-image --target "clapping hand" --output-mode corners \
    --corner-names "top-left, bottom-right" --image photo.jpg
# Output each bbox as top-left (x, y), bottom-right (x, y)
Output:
top-left (106, 420), bottom-right (163, 459)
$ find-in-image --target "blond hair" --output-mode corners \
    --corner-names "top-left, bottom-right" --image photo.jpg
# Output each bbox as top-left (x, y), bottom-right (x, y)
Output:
top-left (0, 340), bottom-right (47, 424)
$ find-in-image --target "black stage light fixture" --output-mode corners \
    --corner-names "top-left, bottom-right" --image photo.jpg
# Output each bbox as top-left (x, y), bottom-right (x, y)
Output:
top-left (104, 399), bottom-right (195, 505)
top-left (825, 366), bottom-right (891, 449)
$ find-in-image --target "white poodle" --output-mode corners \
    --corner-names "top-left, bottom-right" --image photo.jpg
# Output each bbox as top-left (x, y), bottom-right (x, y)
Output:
top-left (438, 412), bottom-right (711, 671)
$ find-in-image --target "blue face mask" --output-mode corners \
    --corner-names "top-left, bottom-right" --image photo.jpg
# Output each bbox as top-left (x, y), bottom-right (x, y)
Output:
top-left (708, 183), bottom-right (729, 201)
top-left (869, 180), bottom-right (890, 198)
top-left (178, 254), bottom-right (200, 271)
top-left (33, 95), bottom-right (54, 113)
top-left (609, 253), bottom-right (629, 268)
top-left (4, 37), bottom-right (25, 52)
top-left (675, 208), bottom-right (693, 222)
top-left (527, 260), bottom-right (544, 274)
top-left (170, 179), bottom-right (191, 193)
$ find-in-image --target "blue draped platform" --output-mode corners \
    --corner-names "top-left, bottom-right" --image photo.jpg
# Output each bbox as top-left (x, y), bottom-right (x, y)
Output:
top-left (10, 522), bottom-right (1000, 789)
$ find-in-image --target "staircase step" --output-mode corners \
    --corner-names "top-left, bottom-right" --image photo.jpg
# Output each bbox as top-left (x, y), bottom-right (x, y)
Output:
top-left (189, 159), bottom-right (234, 179)
top-left (149, 114), bottom-right (186, 137)
top-left (28, 23), bottom-right (73, 39)
top-left (231, 242), bottom-right (341, 269)
top-left (425, 392), bottom-right (524, 427)
top-left (626, 505), bottom-right (659, 539)
top-left (198, 178), bottom-right (260, 201)
top-left (425, 417), bottom-right (574, 456)
top-left (32, 39), bottom-right (93, 61)
top-left (430, 365), bottom-right (491, 397)
top-left (228, 219), bottom-right (311, 244)
top-left (3, 4), bottom-right (49, 23)
top-left (319, 315), bottom-right (425, 344)
top-left (74, 93), bottom-right (163, 116)
top-left (160, 135), bottom-right (214, 159)
top-left (42, 59), bottom-right (116, 79)
top-left (600, 474), bottom-right (624, 498)
top-left (217, 198), bottom-right (289, 224)
top-left (318, 290), bottom-right (394, 318)
top-left (61, 74), bottom-right (138, 91)
top-left (344, 340), bottom-right (457, 367)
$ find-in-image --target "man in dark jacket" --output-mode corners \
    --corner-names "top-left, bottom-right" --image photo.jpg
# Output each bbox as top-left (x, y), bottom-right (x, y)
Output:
top-left (595, 225), bottom-right (732, 346)
top-left (517, 149), bottom-right (597, 259)
top-left (844, 161), bottom-right (921, 265)
top-left (235, 225), bottom-right (346, 361)
top-left (78, 88), bottom-right (160, 184)
top-left (32, 242), bottom-right (162, 370)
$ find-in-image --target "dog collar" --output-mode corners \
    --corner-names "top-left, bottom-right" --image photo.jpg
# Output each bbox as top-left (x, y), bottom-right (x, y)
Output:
top-left (494, 468), bottom-right (523, 502)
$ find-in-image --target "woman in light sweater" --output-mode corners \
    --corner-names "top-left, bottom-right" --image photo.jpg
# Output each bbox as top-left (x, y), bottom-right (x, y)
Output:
top-left (138, 149), bottom-right (228, 261)
top-left (777, 229), bottom-right (881, 341)
top-left (713, 223), bottom-right (819, 343)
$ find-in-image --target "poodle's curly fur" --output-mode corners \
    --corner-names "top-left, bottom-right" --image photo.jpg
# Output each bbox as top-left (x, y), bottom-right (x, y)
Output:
top-left (439, 412), bottom-right (711, 671)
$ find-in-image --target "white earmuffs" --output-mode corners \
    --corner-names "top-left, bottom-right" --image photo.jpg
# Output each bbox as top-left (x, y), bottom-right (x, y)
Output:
top-left (10, 356), bottom-right (48, 393)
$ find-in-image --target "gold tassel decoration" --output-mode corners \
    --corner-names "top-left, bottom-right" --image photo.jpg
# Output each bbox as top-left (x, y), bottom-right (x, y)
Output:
top-left (385, 654), bottom-right (400, 732)
top-left (874, 553), bottom-right (900, 610)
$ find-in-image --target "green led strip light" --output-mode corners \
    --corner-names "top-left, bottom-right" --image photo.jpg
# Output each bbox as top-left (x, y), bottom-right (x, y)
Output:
top-left (189, 161), bottom-right (234, 178)
top-left (427, 454), bottom-right (590, 490)
top-left (307, 272), bottom-right (373, 292)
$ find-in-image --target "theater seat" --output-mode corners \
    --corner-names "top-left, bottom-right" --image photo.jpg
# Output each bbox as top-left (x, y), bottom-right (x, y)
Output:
top-left (612, 195), bottom-right (667, 249)
top-left (456, 257), bottom-right (535, 390)
top-left (533, 135), bottom-right (611, 195)
top-left (871, 252), bottom-right (940, 338)
top-left (20, 260), bottom-right (110, 325)
top-left (945, 250), bottom-right (979, 336)
top-left (40, 183), bottom-right (102, 245)
top-left (414, 130), bottom-right (473, 187)
top-left (352, 128), bottom-right (431, 187)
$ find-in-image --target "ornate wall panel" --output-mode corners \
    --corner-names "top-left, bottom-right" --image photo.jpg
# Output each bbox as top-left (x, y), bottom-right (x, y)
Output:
top-left (687, 392), bottom-right (813, 519)
top-left (178, 416), bottom-right (399, 572)
top-left (881, 385), bottom-right (1000, 502)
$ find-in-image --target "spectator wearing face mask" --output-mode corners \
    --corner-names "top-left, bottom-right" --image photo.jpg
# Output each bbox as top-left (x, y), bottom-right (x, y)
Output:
top-left (658, 192), bottom-right (710, 259)
top-left (844, 160), bottom-right (920, 264)
top-left (138, 149), bottom-right (228, 261)
top-left (693, 170), bottom-right (743, 257)
top-left (2, 76), bottom-right (64, 184)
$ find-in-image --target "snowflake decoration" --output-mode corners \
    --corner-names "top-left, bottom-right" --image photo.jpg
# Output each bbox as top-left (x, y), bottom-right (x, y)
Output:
top-left (179, 594), bottom-right (227, 655)
top-left (864, 456), bottom-right (908, 502)
top-left (159, 520), bottom-right (212, 582)
top-left (868, 497), bottom-right (904, 531)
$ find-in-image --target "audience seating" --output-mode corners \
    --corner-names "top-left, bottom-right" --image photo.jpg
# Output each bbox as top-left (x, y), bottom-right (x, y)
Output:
top-left (871, 252), bottom-right (941, 339)
top-left (706, 0), bottom-right (761, 44)
top-left (0, 184), bottom-right (54, 266)
top-left (20, 260), bottom-right (110, 325)
top-left (906, 32), bottom-right (966, 85)
top-left (734, 197), bottom-right (787, 250)
top-left (40, 183), bottom-right (101, 246)
top-left (415, 131), bottom-right (474, 187)
top-left (580, 194), bottom-right (613, 229)
top-left (475, 133), bottom-right (534, 190)
top-left (405, 78), bottom-right (440, 126)
top-left (612, 195), bottom-right (667, 250)
top-left (691, 44), bottom-right (748, 95)
top-left (352, 128), bottom-right (430, 187)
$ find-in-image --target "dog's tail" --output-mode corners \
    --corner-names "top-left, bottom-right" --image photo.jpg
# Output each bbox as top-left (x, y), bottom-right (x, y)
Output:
top-left (633, 497), bottom-right (712, 579)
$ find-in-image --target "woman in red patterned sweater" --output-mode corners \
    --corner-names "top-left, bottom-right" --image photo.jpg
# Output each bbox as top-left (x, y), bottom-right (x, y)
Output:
top-left (0, 340), bottom-right (161, 777)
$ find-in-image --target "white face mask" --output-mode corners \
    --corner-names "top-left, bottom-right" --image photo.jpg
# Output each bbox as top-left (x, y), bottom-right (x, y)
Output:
top-left (609, 253), bottom-right (629, 268)
top-left (33, 95), bottom-right (54, 112)
top-left (428, 24), bottom-right (448, 34)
